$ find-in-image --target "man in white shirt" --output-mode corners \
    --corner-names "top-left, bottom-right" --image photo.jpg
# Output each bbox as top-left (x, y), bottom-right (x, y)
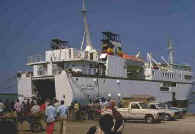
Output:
top-left (57, 100), bottom-right (68, 134)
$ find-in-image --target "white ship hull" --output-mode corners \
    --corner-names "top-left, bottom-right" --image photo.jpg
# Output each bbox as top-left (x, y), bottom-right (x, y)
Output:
top-left (17, 71), bottom-right (192, 106)
top-left (72, 77), bottom-right (192, 102)
top-left (70, 75), bottom-right (192, 106)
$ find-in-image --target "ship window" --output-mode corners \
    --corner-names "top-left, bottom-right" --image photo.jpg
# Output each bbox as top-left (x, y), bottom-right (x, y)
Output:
top-left (17, 72), bottom-right (21, 78)
top-left (26, 72), bottom-right (31, 77)
top-left (163, 82), bottom-right (170, 87)
top-left (85, 51), bottom-right (88, 59)
top-left (69, 49), bottom-right (71, 59)
top-left (171, 82), bottom-right (176, 87)
top-left (184, 75), bottom-right (192, 80)
top-left (160, 87), bottom-right (169, 91)
top-left (90, 53), bottom-right (93, 60)
top-left (163, 82), bottom-right (168, 87)
top-left (37, 65), bottom-right (46, 75)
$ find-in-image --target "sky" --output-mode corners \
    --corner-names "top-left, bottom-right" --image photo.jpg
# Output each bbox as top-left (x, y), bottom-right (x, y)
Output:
top-left (0, 0), bottom-right (195, 92)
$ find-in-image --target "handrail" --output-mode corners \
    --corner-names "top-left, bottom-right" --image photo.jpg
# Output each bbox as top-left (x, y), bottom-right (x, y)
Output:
top-left (27, 54), bottom-right (45, 64)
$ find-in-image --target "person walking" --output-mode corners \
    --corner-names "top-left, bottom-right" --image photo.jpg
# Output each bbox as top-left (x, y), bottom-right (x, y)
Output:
top-left (111, 107), bottom-right (124, 134)
top-left (74, 101), bottom-right (80, 120)
top-left (45, 100), bottom-right (56, 134)
top-left (31, 101), bottom-right (40, 114)
top-left (87, 103), bottom-right (94, 120)
top-left (14, 99), bottom-right (23, 130)
top-left (57, 100), bottom-right (68, 134)
top-left (14, 99), bottom-right (22, 114)
top-left (86, 114), bottom-right (115, 134)
top-left (41, 98), bottom-right (50, 112)
top-left (54, 99), bottom-right (60, 108)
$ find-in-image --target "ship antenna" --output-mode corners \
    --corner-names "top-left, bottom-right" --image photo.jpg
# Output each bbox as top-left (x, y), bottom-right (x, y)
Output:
top-left (81, 0), bottom-right (94, 52)
top-left (168, 39), bottom-right (174, 64)
top-left (80, 31), bottom-right (85, 50)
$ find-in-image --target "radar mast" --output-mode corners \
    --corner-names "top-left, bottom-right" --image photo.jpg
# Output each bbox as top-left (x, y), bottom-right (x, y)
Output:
top-left (81, 0), bottom-right (95, 52)
top-left (168, 40), bottom-right (174, 64)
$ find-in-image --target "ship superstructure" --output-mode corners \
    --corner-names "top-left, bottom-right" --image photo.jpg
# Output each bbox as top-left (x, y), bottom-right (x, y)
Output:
top-left (17, 0), bottom-right (192, 106)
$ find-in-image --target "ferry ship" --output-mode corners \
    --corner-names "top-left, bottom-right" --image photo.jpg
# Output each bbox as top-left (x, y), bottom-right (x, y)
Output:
top-left (17, 0), bottom-right (193, 106)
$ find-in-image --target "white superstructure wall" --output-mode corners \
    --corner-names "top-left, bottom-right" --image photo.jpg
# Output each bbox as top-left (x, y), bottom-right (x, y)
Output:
top-left (17, 73), bottom-right (32, 98)
top-left (55, 71), bottom-right (74, 106)
top-left (45, 48), bottom-right (99, 62)
top-left (106, 55), bottom-right (127, 78)
top-left (33, 65), bottom-right (39, 76)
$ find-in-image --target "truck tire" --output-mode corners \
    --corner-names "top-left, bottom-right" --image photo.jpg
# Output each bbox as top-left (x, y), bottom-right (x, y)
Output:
top-left (145, 116), bottom-right (154, 123)
top-left (164, 114), bottom-right (171, 121)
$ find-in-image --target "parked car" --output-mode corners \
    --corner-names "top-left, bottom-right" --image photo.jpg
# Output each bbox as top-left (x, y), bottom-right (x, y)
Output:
top-left (148, 103), bottom-right (179, 120)
top-left (160, 103), bottom-right (185, 118)
top-left (101, 101), bottom-right (164, 123)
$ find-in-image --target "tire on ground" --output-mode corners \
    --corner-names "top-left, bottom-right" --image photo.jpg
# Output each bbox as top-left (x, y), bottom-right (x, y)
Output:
top-left (145, 115), bottom-right (154, 123)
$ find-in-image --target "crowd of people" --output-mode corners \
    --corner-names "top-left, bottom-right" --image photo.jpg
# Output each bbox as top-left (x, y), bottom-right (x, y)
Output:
top-left (0, 98), bottom-right (69, 134)
top-left (0, 97), bottom-right (124, 134)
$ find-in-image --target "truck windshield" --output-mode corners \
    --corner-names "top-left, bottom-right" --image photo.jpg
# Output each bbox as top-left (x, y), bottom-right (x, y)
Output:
top-left (139, 103), bottom-right (149, 109)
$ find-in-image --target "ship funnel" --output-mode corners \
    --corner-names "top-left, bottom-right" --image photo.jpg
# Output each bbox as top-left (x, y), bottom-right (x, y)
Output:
top-left (81, 0), bottom-right (95, 52)
top-left (168, 40), bottom-right (174, 64)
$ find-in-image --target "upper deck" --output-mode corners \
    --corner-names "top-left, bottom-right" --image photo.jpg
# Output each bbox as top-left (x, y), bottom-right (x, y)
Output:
top-left (27, 47), bottom-right (99, 66)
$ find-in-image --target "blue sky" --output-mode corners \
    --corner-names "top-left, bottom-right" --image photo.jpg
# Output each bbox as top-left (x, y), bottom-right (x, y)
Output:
top-left (0, 0), bottom-right (195, 91)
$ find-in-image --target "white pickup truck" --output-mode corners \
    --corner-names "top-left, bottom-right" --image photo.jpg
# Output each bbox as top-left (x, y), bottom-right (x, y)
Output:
top-left (102, 101), bottom-right (165, 123)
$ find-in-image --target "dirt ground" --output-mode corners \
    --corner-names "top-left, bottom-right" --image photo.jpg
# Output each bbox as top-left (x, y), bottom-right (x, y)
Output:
top-left (18, 116), bottom-right (195, 134)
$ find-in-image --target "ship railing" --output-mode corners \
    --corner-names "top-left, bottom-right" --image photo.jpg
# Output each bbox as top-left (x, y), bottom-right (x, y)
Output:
top-left (27, 54), bottom-right (45, 64)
